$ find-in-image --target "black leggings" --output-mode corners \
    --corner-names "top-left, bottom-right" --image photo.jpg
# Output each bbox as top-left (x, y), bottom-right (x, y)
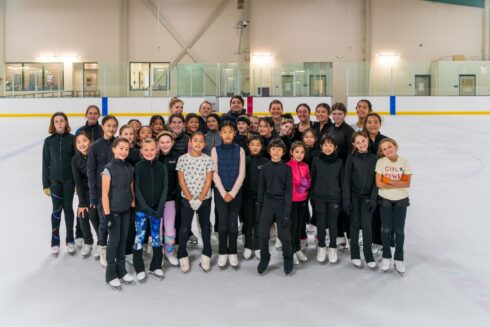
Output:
top-left (314, 199), bottom-right (340, 248)
top-left (214, 189), bottom-right (242, 255)
top-left (259, 200), bottom-right (292, 261)
top-left (379, 197), bottom-right (409, 261)
top-left (49, 180), bottom-right (75, 246)
top-left (106, 210), bottom-right (130, 282)
top-left (349, 194), bottom-right (374, 262)
top-left (177, 198), bottom-right (212, 259)
top-left (291, 201), bottom-right (308, 252)
top-left (242, 197), bottom-right (259, 250)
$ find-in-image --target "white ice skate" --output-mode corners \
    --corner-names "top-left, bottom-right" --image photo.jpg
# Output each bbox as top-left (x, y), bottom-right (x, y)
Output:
top-left (51, 246), bottom-right (60, 257)
top-left (317, 247), bottom-right (327, 263)
top-left (121, 273), bottom-right (134, 284)
top-left (80, 244), bottom-right (92, 257)
top-left (394, 260), bottom-right (406, 275)
top-left (136, 271), bottom-right (147, 283)
top-left (275, 238), bottom-right (282, 250)
top-left (188, 234), bottom-right (199, 247)
top-left (243, 248), bottom-right (252, 260)
top-left (99, 246), bottom-right (107, 267)
top-left (149, 269), bottom-right (164, 280)
top-left (179, 257), bottom-right (190, 273)
top-left (293, 253), bottom-right (299, 265)
top-left (75, 238), bottom-right (84, 248)
top-left (296, 250), bottom-right (307, 262)
top-left (381, 258), bottom-right (391, 272)
top-left (199, 255), bottom-right (211, 272)
top-left (218, 254), bottom-right (228, 270)
top-left (351, 258), bottom-right (362, 268)
top-left (107, 278), bottom-right (121, 290)
top-left (254, 250), bottom-right (261, 259)
top-left (67, 242), bottom-right (76, 255)
top-left (94, 246), bottom-right (100, 260)
top-left (229, 254), bottom-right (239, 270)
top-left (336, 237), bottom-right (347, 249)
top-left (328, 248), bottom-right (338, 264)
top-left (367, 261), bottom-right (377, 269)
top-left (165, 251), bottom-right (179, 266)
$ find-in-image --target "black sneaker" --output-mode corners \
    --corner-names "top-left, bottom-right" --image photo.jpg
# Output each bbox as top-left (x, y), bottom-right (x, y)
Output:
top-left (284, 259), bottom-right (293, 275)
top-left (257, 258), bottom-right (269, 274)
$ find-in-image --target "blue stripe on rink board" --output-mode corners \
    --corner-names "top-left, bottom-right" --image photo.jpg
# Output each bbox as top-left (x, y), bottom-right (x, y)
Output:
top-left (390, 96), bottom-right (396, 115)
top-left (102, 97), bottom-right (108, 116)
top-left (0, 140), bottom-right (43, 162)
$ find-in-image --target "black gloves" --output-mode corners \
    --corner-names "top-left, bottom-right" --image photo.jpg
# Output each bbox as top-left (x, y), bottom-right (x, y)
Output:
top-left (106, 214), bottom-right (114, 230)
top-left (365, 198), bottom-right (377, 214)
top-left (343, 201), bottom-right (352, 215)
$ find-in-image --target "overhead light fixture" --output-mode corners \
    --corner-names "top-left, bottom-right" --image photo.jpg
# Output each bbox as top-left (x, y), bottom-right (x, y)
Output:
top-left (378, 53), bottom-right (400, 65)
top-left (36, 54), bottom-right (80, 63)
top-left (251, 53), bottom-right (272, 65)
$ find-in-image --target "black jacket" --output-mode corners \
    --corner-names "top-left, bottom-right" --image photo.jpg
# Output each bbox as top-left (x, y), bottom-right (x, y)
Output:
top-left (243, 154), bottom-right (269, 199)
top-left (158, 150), bottom-right (180, 201)
top-left (42, 133), bottom-right (75, 189)
top-left (343, 151), bottom-right (377, 204)
top-left (310, 152), bottom-right (343, 202)
top-left (76, 122), bottom-right (103, 142)
top-left (173, 132), bottom-right (190, 155)
top-left (198, 116), bottom-right (208, 134)
top-left (257, 161), bottom-right (292, 219)
top-left (221, 109), bottom-right (247, 125)
top-left (303, 146), bottom-right (320, 170)
top-left (368, 132), bottom-right (388, 156)
top-left (87, 137), bottom-right (114, 204)
top-left (313, 119), bottom-right (334, 142)
top-left (126, 147), bottom-right (141, 166)
top-left (71, 152), bottom-right (89, 207)
top-left (326, 122), bottom-right (354, 162)
top-left (104, 159), bottom-right (134, 213)
top-left (134, 159), bottom-right (168, 217)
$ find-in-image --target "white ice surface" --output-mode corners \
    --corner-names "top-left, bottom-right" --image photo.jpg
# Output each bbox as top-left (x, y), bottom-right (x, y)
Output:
top-left (0, 116), bottom-right (489, 327)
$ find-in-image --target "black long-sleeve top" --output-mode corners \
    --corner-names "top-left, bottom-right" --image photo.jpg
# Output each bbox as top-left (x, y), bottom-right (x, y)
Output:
top-left (42, 132), bottom-right (75, 189)
top-left (126, 147), bottom-right (141, 166)
top-left (71, 152), bottom-right (89, 207)
top-left (342, 151), bottom-right (378, 204)
top-left (327, 122), bottom-right (355, 162)
top-left (257, 161), bottom-right (292, 219)
top-left (368, 132), bottom-right (388, 156)
top-left (310, 152), bottom-right (343, 202)
top-left (158, 150), bottom-right (180, 201)
top-left (87, 137), bottom-right (114, 204)
top-left (243, 154), bottom-right (269, 199)
top-left (76, 122), bottom-right (103, 142)
top-left (303, 146), bottom-right (320, 170)
top-left (134, 159), bottom-right (168, 217)
top-left (173, 132), bottom-right (190, 155)
top-left (313, 119), bottom-right (334, 143)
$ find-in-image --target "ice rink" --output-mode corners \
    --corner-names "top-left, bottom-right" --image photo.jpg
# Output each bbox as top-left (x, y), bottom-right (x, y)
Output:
top-left (0, 115), bottom-right (489, 327)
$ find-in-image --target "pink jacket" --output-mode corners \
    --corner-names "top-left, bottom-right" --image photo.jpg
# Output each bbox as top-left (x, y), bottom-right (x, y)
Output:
top-left (287, 159), bottom-right (311, 202)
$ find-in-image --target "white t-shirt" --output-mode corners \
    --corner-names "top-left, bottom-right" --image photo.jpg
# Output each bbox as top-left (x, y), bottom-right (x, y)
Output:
top-left (375, 155), bottom-right (412, 201)
top-left (176, 153), bottom-right (215, 199)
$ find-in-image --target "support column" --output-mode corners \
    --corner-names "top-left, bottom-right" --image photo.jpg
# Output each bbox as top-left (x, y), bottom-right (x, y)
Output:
top-left (0, 0), bottom-right (5, 96)
top-left (483, 0), bottom-right (490, 60)
top-left (365, 0), bottom-right (372, 96)
top-left (120, 0), bottom-right (129, 96)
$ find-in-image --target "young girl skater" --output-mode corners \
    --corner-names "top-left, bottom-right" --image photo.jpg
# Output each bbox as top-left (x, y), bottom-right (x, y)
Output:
top-left (328, 103), bottom-right (355, 162)
top-left (175, 132), bottom-right (214, 272)
top-left (311, 135), bottom-right (343, 263)
top-left (185, 113), bottom-right (201, 136)
top-left (157, 131), bottom-right (180, 266)
top-left (269, 99), bottom-right (284, 133)
top-left (258, 117), bottom-right (279, 159)
top-left (43, 112), bottom-right (76, 256)
top-left (302, 128), bottom-right (319, 169)
top-left (72, 132), bottom-right (100, 257)
top-left (101, 137), bottom-right (135, 289)
top-left (287, 141), bottom-right (311, 265)
top-left (119, 125), bottom-right (140, 166)
top-left (293, 103), bottom-right (313, 141)
top-left (133, 138), bottom-right (168, 281)
top-left (149, 115), bottom-right (166, 138)
top-left (127, 119), bottom-right (142, 135)
top-left (256, 138), bottom-right (293, 275)
top-left (249, 116), bottom-right (259, 134)
top-left (198, 100), bottom-right (213, 133)
top-left (375, 138), bottom-right (412, 274)
top-left (169, 114), bottom-right (189, 155)
top-left (211, 122), bottom-right (246, 269)
top-left (313, 103), bottom-right (333, 140)
top-left (343, 131), bottom-right (378, 269)
top-left (87, 115), bottom-right (119, 266)
top-left (76, 105), bottom-right (102, 141)
top-left (137, 126), bottom-right (153, 148)
top-left (169, 97), bottom-right (184, 115)
top-left (242, 135), bottom-right (269, 259)
top-left (204, 113), bottom-right (222, 155)
top-left (351, 99), bottom-right (372, 132)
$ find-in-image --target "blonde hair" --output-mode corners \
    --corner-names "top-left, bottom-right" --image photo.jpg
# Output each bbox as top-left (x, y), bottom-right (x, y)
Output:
top-left (156, 130), bottom-right (175, 142)
top-left (377, 138), bottom-right (398, 158)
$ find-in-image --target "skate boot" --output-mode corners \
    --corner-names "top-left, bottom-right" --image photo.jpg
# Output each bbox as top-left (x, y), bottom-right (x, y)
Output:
top-left (328, 248), bottom-right (338, 264)
top-left (351, 258), bottom-right (362, 268)
top-left (81, 244), bottom-right (92, 257)
top-left (254, 250), bottom-right (261, 259)
top-left (293, 253), bottom-right (299, 265)
top-left (229, 254), bottom-right (239, 270)
top-left (99, 246), bottom-right (107, 267)
top-left (199, 255), bottom-right (211, 272)
top-left (284, 258), bottom-right (294, 276)
top-left (394, 260), bottom-right (406, 275)
top-left (367, 261), bottom-right (377, 269)
top-left (75, 238), bottom-right (84, 248)
top-left (257, 257), bottom-right (270, 275)
top-left (136, 271), bottom-right (147, 283)
top-left (275, 238), bottom-right (282, 250)
top-left (165, 251), bottom-right (179, 266)
top-left (121, 273), bottom-right (134, 285)
top-left (317, 247), bottom-right (327, 263)
top-left (67, 242), bottom-right (76, 255)
top-left (51, 246), bottom-right (60, 257)
top-left (296, 250), bottom-right (307, 262)
top-left (149, 246), bottom-right (163, 278)
top-left (94, 245), bottom-right (100, 260)
top-left (381, 258), bottom-right (391, 272)
top-left (107, 278), bottom-right (121, 290)
top-left (149, 269), bottom-right (164, 280)
top-left (243, 248), bottom-right (252, 260)
top-left (218, 254), bottom-right (228, 270)
top-left (179, 257), bottom-right (190, 273)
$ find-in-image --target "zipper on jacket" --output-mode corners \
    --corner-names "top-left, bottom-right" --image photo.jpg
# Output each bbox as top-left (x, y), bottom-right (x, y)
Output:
top-left (59, 134), bottom-right (62, 180)
top-left (150, 161), bottom-right (154, 207)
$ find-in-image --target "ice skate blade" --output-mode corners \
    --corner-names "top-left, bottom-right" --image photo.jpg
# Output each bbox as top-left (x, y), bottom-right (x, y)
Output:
top-left (149, 271), bottom-right (164, 280)
top-left (199, 264), bottom-right (210, 273)
top-left (107, 284), bottom-right (122, 291)
top-left (231, 265), bottom-right (239, 271)
top-left (218, 265), bottom-right (227, 270)
top-left (121, 279), bottom-right (135, 285)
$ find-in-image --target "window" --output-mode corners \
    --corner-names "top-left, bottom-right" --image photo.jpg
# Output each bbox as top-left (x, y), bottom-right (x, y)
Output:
top-left (5, 62), bottom-right (63, 91)
top-left (130, 62), bottom-right (170, 91)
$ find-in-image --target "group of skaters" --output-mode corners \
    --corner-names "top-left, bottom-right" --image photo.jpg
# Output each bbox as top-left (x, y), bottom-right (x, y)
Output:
top-left (42, 96), bottom-right (412, 289)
